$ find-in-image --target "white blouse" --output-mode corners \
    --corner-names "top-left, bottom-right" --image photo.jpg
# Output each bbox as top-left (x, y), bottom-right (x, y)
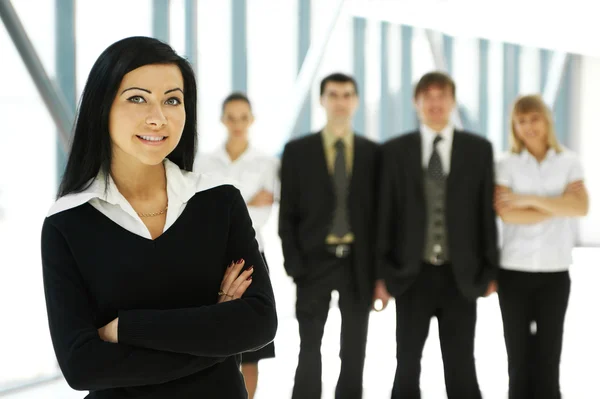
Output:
top-left (495, 147), bottom-right (584, 272)
top-left (194, 145), bottom-right (280, 251)
top-left (47, 159), bottom-right (235, 240)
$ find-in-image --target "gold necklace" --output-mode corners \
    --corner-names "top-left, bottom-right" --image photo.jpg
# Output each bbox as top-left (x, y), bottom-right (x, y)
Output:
top-left (137, 204), bottom-right (168, 218)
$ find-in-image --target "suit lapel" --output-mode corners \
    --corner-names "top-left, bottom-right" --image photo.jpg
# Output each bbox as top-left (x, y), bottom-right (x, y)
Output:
top-left (348, 135), bottom-right (361, 202)
top-left (447, 130), bottom-right (466, 186)
top-left (407, 132), bottom-right (424, 198)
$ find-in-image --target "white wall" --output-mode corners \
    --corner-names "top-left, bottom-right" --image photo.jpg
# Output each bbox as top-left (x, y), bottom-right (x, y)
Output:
top-left (571, 55), bottom-right (600, 246)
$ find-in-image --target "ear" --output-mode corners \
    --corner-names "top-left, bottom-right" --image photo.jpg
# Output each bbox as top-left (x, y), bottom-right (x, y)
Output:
top-left (412, 97), bottom-right (419, 110)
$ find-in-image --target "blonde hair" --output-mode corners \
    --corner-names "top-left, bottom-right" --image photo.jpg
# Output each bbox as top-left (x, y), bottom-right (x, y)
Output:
top-left (509, 94), bottom-right (562, 154)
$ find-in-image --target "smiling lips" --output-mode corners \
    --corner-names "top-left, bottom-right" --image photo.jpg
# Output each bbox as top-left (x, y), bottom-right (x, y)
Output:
top-left (136, 135), bottom-right (167, 145)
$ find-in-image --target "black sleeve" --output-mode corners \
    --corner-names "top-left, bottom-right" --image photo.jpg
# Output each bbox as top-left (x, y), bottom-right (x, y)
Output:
top-left (277, 142), bottom-right (306, 278)
top-left (479, 141), bottom-right (500, 286)
top-left (41, 221), bottom-right (225, 391)
top-left (118, 188), bottom-right (277, 357)
top-left (376, 144), bottom-right (402, 280)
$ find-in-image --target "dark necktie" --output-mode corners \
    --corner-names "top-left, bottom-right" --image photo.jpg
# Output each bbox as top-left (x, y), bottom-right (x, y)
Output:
top-left (428, 135), bottom-right (444, 180)
top-left (331, 139), bottom-right (350, 237)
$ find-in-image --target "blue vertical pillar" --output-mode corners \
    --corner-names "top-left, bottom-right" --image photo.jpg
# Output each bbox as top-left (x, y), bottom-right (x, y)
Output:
top-left (231, 0), bottom-right (247, 92)
top-left (295, 0), bottom-right (311, 136)
top-left (55, 0), bottom-right (76, 182)
top-left (152, 0), bottom-right (170, 42)
top-left (185, 0), bottom-right (198, 74)
top-left (443, 34), bottom-right (453, 75)
top-left (540, 48), bottom-right (551, 92)
top-left (478, 39), bottom-right (489, 136)
top-left (554, 55), bottom-right (571, 145)
top-left (399, 25), bottom-right (415, 132)
top-left (540, 49), bottom-right (569, 145)
top-left (380, 22), bottom-right (390, 141)
top-left (353, 17), bottom-right (366, 135)
top-left (502, 43), bottom-right (520, 150)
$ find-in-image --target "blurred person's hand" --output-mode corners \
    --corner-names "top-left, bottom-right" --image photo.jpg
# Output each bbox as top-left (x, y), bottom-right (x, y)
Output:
top-left (248, 190), bottom-right (274, 207)
top-left (495, 190), bottom-right (532, 209)
top-left (564, 181), bottom-right (585, 195)
top-left (372, 279), bottom-right (391, 311)
top-left (483, 280), bottom-right (498, 297)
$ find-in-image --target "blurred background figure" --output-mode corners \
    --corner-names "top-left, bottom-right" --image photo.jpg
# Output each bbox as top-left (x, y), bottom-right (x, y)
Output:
top-left (279, 73), bottom-right (383, 399)
top-left (377, 72), bottom-right (498, 399)
top-left (195, 92), bottom-right (279, 399)
top-left (495, 94), bottom-right (589, 399)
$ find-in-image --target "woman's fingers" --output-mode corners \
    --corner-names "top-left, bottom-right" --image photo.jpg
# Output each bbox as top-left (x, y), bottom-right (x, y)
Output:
top-left (232, 277), bottom-right (253, 299)
top-left (226, 266), bottom-right (254, 299)
top-left (218, 260), bottom-right (255, 302)
top-left (221, 259), bottom-right (245, 293)
top-left (220, 260), bottom-right (236, 283)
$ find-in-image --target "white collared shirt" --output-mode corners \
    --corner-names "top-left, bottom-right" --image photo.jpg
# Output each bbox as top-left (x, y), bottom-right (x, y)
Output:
top-left (194, 145), bottom-right (280, 251)
top-left (47, 159), bottom-right (235, 240)
top-left (495, 147), bottom-right (584, 272)
top-left (420, 123), bottom-right (454, 174)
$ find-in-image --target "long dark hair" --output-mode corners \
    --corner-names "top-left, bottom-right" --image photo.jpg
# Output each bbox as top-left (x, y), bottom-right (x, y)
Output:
top-left (57, 36), bottom-right (197, 198)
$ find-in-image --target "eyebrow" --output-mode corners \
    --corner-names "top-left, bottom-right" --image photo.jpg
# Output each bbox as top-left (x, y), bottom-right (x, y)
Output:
top-left (326, 90), bottom-right (355, 95)
top-left (120, 87), bottom-right (184, 95)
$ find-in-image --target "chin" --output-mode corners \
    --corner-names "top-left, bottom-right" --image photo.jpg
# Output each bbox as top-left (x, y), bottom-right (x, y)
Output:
top-left (134, 152), bottom-right (173, 166)
top-left (523, 135), bottom-right (544, 145)
top-left (427, 116), bottom-right (448, 125)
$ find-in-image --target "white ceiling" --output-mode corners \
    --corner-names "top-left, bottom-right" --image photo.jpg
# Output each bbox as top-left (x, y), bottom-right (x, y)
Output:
top-left (347, 0), bottom-right (600, 57)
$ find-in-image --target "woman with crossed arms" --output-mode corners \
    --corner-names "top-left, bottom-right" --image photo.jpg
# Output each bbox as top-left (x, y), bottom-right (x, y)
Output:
top-left (495, 94), bottom-right (589, 399)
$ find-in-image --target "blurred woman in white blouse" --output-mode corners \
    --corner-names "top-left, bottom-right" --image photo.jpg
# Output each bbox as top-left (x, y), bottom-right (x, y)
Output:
top-left (195, 92), bottom-right (279, 399)
top-left (495, 94), bottom-right (589, 399)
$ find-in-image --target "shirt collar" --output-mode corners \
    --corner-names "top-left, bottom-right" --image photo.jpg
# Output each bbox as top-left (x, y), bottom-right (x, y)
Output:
top-left (47, 159), bottom-right (234, 217)
top-left (214, 143), bottom-right (258, 165)
top-left (519, 147), bottom-right (557, 163)
top-left (321, 127), bottom-right (354, 149)
top-left (420, 123), bottom-right (454, 145)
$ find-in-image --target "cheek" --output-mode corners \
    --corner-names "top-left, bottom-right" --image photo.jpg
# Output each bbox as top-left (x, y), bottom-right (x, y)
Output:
top-left (441, 99), bottom-right (454, 110)
top-left (534, 121), bottom-right (547, 133)
top-left (109, 109), bottom-right (135, 143)
top-left (110, 106), bottom-right (144, 132)
top-left (168, 108), bottom-right (186, 134)
top-left (516, 126), bottom-right (528, 138)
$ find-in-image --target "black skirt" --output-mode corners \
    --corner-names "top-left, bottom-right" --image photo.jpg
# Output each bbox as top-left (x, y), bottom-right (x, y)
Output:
top-left (241, 252), bottom-right (276, 363)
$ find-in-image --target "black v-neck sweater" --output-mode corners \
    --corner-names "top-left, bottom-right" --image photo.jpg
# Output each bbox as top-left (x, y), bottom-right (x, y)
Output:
top-left (41, 185), bottom-right (277, 398)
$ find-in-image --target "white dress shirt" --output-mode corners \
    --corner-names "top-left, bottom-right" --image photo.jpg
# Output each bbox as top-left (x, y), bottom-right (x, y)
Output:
top-left (194, 145), bottom-right (280, 251)
top-left (420, 123), bottom-right (454, 173)
top-left (47, 159), bottom-right (235, 240)
top-left (495, 148), bottom-right (584, 272)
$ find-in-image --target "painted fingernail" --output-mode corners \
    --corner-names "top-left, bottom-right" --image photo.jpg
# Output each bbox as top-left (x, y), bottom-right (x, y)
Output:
top-left (247, 276), bottom-right (253, 281)
top-left (237, 258), bottom-right (244, 264)
top-left (248, 266), bottom-right (254, 271)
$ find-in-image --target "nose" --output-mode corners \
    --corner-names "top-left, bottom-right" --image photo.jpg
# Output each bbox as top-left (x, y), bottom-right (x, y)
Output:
top-left (145, 104), bottom-right (167, 128)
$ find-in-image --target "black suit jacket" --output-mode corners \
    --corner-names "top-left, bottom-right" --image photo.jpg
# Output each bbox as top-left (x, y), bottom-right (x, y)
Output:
top-left (278, 132), bottom-right (379, 301)
top-left (377, 130), bottom-right (499, 299)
